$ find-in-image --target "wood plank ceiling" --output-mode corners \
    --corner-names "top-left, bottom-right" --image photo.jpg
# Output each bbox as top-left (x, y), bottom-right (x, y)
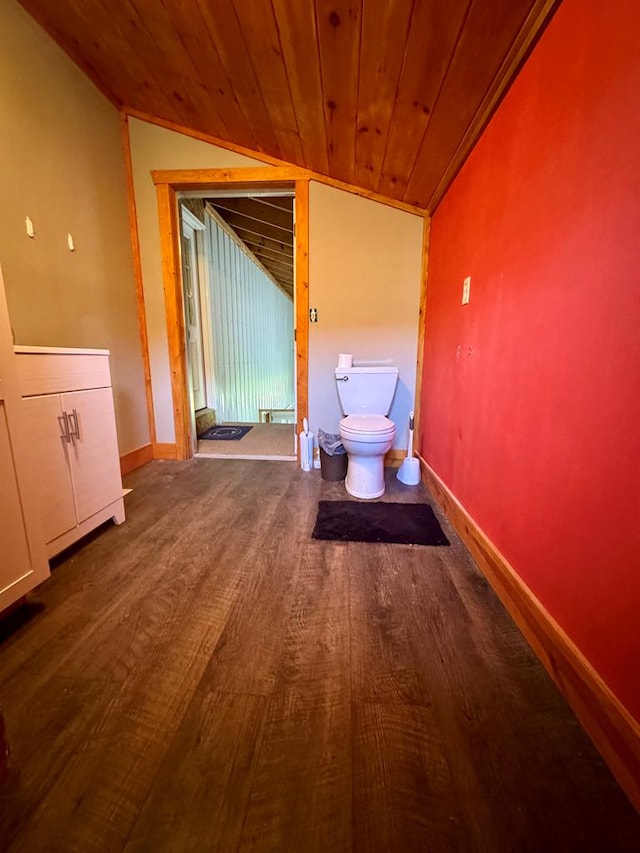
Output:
top-left (19, 0), bottom-right (560, 211)
top-left (206, 196), bottom-right (294, 298)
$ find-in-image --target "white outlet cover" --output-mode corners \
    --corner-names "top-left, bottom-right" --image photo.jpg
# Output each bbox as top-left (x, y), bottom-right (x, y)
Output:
top-left (462, 276), bottom-right (471, 305)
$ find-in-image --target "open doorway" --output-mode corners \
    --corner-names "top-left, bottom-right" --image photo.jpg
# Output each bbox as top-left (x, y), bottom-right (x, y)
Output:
top-left (153, 170), bottom-right (309, 463)
top-left (179, 189), bottom-right (296, 461)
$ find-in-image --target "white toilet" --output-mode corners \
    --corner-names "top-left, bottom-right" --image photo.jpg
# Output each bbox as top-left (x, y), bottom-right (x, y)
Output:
top-left (335, 366), bottom-right (398, 499)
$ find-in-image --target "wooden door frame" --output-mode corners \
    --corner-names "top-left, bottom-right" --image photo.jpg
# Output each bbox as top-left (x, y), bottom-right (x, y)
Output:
top-left (153, 168), bottom-right (309, 460)
top-left (412, 215), bottom-right (431, 457)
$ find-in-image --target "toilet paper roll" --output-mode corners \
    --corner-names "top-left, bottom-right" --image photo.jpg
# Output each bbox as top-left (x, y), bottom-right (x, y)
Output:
top-left (337, 353), bottom-right (353, 368)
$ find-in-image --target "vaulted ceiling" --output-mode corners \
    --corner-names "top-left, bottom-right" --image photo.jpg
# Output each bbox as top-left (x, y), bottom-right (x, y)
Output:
top-left (20, 0), bottom-right (560, 211)
top-left (206, 196), bottom-right (294, 298)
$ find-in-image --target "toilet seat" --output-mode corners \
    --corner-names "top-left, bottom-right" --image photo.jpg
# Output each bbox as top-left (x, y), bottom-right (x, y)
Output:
top-left (339, 414), bottom-right (396, 499)
top-left (340, 414), bottom-right (395, 438)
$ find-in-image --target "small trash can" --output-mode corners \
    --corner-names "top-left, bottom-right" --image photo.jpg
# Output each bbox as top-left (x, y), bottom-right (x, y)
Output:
top-left (318, 429), bottom-right (348, 481)
top-left (319, 447), bottom-right (348, 481)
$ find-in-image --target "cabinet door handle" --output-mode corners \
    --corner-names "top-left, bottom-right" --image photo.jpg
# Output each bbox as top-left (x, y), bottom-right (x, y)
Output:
top-left (67, 409), bottom-right (81, 441)
top-left (58, 414), bottom-right (71, 444)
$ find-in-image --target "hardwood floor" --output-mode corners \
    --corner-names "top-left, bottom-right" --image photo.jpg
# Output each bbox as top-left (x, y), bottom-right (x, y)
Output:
top-left (0, 459), bottom-right (637, 851)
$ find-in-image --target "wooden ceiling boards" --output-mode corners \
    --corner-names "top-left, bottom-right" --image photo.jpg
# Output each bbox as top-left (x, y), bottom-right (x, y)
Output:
top-left (20, 0), bottom-right (560, 211)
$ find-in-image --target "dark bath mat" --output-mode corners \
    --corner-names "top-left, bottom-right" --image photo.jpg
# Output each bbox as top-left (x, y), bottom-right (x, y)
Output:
top-left (198, 425), bottom-right (253, 441)
top-left (312, 500), bottom-right (450, 546)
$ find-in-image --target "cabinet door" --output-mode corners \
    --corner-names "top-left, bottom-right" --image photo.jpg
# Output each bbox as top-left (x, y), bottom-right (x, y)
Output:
top-left (0, 265), bottom-right (49, 612)
top-left (0, 404), bottom-right (35, 597)
top-left (64, 388), bottom-right (122, 524)
top-left (21, 395), bottom-right (77, 544)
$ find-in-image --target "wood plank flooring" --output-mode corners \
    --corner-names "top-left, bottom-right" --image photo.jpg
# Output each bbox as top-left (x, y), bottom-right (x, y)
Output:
top-left (0, 459), bottom-right (638, 851)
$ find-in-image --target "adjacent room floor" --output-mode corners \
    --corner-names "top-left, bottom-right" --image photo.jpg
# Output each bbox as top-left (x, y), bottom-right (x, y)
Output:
top-left (0, 460), bottom-right (637, 851)
top-left (196, 422), bottom-right (296, 460)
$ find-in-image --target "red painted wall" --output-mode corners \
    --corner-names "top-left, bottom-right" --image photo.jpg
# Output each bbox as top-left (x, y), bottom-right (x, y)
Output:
top-left (421, 0), bottom-right (640, 719)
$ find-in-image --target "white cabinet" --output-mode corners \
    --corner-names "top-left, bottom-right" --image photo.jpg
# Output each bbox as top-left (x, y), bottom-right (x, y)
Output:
top-left (0, 407), bottom-right (49, 609)
top-left (15, 347), bottom-right (125, 558)
top-left (0, 271), bottom-right (49, 613)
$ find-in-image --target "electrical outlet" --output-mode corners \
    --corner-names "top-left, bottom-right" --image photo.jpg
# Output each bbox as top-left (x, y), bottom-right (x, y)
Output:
top-left (462, 276), bottom-right (471, 305)
top-left (309, 307), bottom-right (318, 323)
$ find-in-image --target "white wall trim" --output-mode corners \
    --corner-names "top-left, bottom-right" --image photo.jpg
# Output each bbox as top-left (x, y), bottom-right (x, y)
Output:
top-left (181, 205), bottom-right (206, 232)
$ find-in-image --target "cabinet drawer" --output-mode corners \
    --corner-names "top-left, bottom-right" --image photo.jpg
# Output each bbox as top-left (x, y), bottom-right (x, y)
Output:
top-left (16, 353), bottom-right (112, 396)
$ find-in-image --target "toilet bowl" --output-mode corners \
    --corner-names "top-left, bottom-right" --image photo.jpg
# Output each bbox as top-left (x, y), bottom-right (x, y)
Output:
top-left (334, 364), bottom-right (399, 499)
top-left (340, 414), bottom-right (396, 499)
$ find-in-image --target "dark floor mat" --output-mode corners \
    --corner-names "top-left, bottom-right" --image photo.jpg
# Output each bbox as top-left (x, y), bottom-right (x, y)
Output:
top-left (198, 425), bottom-right (253, 441)
top-left (312, 500), bottom-right (450, 546)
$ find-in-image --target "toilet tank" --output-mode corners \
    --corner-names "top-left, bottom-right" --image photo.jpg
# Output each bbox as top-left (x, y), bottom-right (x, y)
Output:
top-left (335, 366), bottom-right (398, 414)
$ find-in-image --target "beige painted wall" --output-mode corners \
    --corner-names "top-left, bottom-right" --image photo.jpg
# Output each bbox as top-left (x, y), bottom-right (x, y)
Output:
top-left (0, 1), bottom-right (148, 455)
top-left (128, 119), bottom-right (424, 448)
top-left (128, 117), bottom-right (262, 442)
top-left (308, 182), bottom-right (423, 449)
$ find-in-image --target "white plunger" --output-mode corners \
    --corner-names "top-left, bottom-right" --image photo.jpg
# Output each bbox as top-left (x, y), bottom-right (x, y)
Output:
top-left (397, 411), bottom-right (421, 485)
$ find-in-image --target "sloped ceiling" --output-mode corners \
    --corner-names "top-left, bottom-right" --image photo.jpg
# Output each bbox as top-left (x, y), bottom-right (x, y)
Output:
top-left (206, 196), bottom-right (294, 298)
top-left (19, 0), bottom-right (560, 211)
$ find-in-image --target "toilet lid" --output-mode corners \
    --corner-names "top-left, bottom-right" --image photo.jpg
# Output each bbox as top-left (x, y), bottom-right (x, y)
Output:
top-left (340, 414), bottom-right (395, 435)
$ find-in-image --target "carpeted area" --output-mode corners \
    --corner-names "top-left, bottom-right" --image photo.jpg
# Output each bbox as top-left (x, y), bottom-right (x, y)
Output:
top-left (311, 500), bottom-right (451, 546)
top-left (196, 423), bottom-right (295, 459)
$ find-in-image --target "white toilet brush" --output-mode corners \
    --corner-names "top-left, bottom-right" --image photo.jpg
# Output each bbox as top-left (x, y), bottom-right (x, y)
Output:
top-left (299, 418), bottom-right (314, 472)
top-left (397, 411), bottom-right (421, 485)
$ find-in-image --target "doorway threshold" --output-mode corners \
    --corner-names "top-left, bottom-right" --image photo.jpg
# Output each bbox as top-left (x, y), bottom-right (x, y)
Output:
top-left (194, 453), bottom-right (296, 462)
